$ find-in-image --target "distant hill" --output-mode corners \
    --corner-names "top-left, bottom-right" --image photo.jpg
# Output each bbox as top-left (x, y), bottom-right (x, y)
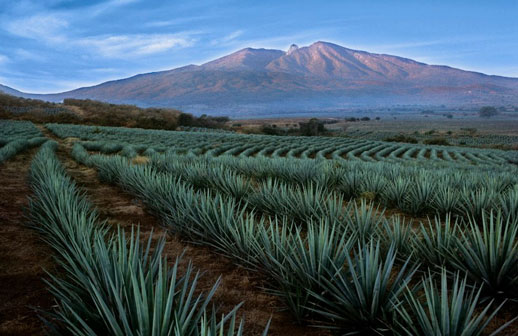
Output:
top-left (0, 84), bottom-right (27, 97)
top-left (3, 41), bottom-right (518, 116)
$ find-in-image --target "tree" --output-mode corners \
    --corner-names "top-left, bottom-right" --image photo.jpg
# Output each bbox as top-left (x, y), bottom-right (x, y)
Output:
top-left (178, 113), bottom-right (194, 126)
top-left (479, 106), bottom-right (499, 118)
top-left (299, 118), bottom-right (326, 136)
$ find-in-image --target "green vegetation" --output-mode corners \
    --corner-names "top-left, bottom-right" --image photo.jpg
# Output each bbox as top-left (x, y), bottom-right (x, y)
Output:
top-left (47, 123), bottom-right (516, 166)
top-left (2, 120), bottom-right (517, 334)
top-left (397, 270), bottom-right (512, 336)
top-left (384, 134), bottom-right (418, 144)
top-left (423, 138), bottom-right (450, 146)
top-left (27, 141), bottom-right (256, 335)
top-left (0, 120), bottom-right (45, 163)
top-left (260, 118), bottom-right (330, 136)
top-left (0, 94), bottom-right (230, 131)
top-left (63, 131), bottom-right (517, 334)
top-left (56, 121), bottom-right (518, 333)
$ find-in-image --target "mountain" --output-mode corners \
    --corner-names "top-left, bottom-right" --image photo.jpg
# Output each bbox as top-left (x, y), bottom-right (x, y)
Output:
top-left (201, 48), bottom-right (285, 71)
top-left (3, 41), bottom-right (518, 115)
top-left (0, 84), bottom-right (26, 97)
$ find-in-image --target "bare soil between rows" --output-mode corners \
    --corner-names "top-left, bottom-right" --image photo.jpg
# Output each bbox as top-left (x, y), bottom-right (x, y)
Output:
top-left (0, 149), bottom-right (56, 335)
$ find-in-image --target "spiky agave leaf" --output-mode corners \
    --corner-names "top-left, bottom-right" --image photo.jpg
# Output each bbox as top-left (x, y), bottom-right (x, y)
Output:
top-left (500, 185), bottom-right (518, 225)
top-left (449, 211), bottom-right (518, 299)
top-left (308, 242), bottom-right (418, 334)
top-left (403, 176), bottom-right (435, 215)
top-left (459, 188), bottom-right (498, 222)
top-left (380, 216), bottom-right (413, 258)
top-left (48, 230), bottom-right (242, 336)
top-left (0, 137), bottom-right (46, 164)
top-left (395, 269), bottom-right (512, 336)
top-left (28, 140), bottom-right (253, 336)
top-left (249, 179), bottom-right (332, 223)
top-left (207, 166), bottom-right (253, 201)
top-left (411, 214), bottom-right (460, 268)
top-left (432, 185), bottom-right (461, 216)
top-left (381, 177), bottom-right (410, 209)
top-left (343, 199), bottom-right (386, 244)
top-left (262, 219), bottom-right (355, 323)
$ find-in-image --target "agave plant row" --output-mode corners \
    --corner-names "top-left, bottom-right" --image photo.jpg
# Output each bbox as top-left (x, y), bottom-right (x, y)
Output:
top-left (0, 136), bottom-right (46, 164)
top-left (77, 148), bottom-right (518, 335)
top-left (0, 119), bottom-right (43, 140)
top-left (0, 120), bottom-right (46, 163)
top-left (80, 143), bottom-right (517, 223)
top-left (46, 122), bottom-right (517, 166)
top-left (27, 141), bottom-right (257, 335)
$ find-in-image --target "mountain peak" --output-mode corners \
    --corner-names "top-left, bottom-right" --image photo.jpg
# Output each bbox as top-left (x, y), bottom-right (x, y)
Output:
top-left (201, 47), bottom-right (284, 71)
top-left (310, 41), bottom-right (342, 48)
top-left (287, 44), bottom-right (299, 55)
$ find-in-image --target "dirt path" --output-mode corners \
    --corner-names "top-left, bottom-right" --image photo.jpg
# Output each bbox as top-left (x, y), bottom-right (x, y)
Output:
top-left (40, 127), bottom-right (329, 335)
top-left (0, 149), bottom-right (55, 335)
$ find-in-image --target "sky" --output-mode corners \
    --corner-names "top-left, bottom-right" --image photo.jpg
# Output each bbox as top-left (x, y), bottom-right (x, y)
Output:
top-left (0, 0), bottom-right (517, 93)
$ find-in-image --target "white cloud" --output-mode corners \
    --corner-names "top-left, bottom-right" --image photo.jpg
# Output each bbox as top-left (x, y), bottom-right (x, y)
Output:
top-left (77, 34), bottom-right (195, 58)
top-left (0, 54), bottom-right (9, 64)
top-left (88, 0), bottom-right (141, 17)
top-left (210, 30), bottom-right (244, 46)
top-left (4, 14), bottom-right (68, 43)
top-left (223, 30), bottom-right (244, 42)
top-left (146, 16), bottom-right (209, 27)
top-left (3, 12), bottom-right (196, 59)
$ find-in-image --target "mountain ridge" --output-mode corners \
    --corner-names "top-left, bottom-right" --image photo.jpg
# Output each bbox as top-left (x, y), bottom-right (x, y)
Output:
top-left (2, 41), bottom-right (518, 115)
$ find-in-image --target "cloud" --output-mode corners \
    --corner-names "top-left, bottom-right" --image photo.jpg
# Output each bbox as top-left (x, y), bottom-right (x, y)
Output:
top-left (232, 29), bottom-right (330, 50)
top-left (210, 30), bottom-right (244, 46)
top-left (222, 30), bottom-right (244, 42)
top-left (146, 16), bottom-right (210, 27)
top-left (88, 0), bottom-right (141, 17)
top-left (4, 14), bottom-right (68, 43)
top-left (0, 54), bottom-right (9, 64)
top-left (77, 34), bottom-right (195, 58)
top-left (3, 12), bottom-right (196, 59)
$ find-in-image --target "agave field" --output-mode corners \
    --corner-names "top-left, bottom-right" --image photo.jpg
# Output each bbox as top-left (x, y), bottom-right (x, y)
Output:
top-left (0, 120), bottom-right (46, 163)
top-left (46, 123), bottom-right (516, 166)
top-left (1, 120), bottom-right (518, 335)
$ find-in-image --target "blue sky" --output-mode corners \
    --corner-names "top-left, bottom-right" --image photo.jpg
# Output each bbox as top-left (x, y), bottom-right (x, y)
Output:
top-left (0, 0), bottom-right (517, 93)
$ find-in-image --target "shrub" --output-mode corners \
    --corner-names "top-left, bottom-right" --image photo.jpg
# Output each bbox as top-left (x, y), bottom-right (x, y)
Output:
top-left (423, 138), bottom-right (450, 146)
top-left (479, 106), bottom-right (499, 118)
top-left (384, 134), bottom-right (418, 144)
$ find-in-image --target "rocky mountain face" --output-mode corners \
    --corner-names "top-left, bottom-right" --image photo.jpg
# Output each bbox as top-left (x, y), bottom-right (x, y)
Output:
top-left (2, 41), bottom-right (518, 115)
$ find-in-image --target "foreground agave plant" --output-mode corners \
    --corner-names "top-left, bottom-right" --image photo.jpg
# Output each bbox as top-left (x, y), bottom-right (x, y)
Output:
top-left (500, 186), bottom-right (518, 225)
top-left (28, 141), bottom-right (258, 336)
top-left (308, 242), bottom-right (418, 334)
top-left (260, 219), bottom-right (354, 323)
top-left (48, 230), bottom-right (244, 336)
top-left (449, 211), bottom-right (518, 300)
top-left (412, 214), bottom-right (459, 267)
top-left (396, 270), bottom-right (512, 336)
